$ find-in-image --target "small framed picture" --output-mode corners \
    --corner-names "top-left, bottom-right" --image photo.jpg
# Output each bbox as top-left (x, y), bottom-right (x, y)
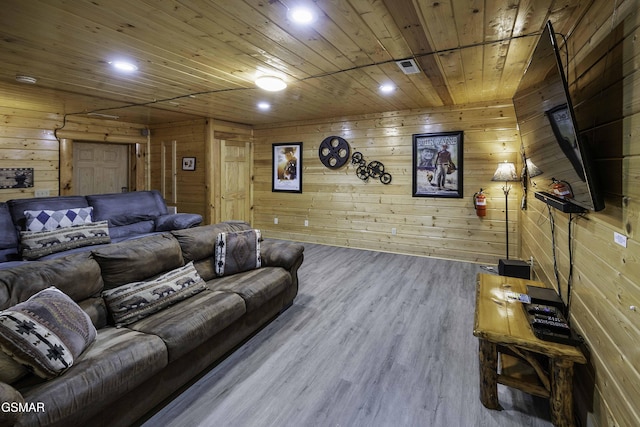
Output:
top-left (272, 142), bottom-right (302, 193)
top-left (0, 168), bottom-right (34, 189)
top-left (412, 131), bottom-right (463, 198)
top-left (182, 157), bottom-right (196, 171)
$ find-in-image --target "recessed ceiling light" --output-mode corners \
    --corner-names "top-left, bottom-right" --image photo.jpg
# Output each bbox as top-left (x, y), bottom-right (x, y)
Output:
top-left (257, 102), bottom-right (271, 110)
top-left (255, 75), bottom-right (287, 92)
top-left (110, 60), bottom-right (138, 72)
top-left (288, 6), bottom-right (315, 24)
top-left (379, 83), bottom-right (395, 93)
top-left (15, 75), bottom-right (37, 84)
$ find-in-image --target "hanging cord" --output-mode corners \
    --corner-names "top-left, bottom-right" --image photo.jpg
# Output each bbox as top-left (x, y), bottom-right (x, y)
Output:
top-left (566, 213), bottom-right (575, 321)
top-left (53, 113), bottom-right (70, 143)
top-left (547, 204), bottom-right (561, 298)
top-left (566, 212), bottom-right (587, 322)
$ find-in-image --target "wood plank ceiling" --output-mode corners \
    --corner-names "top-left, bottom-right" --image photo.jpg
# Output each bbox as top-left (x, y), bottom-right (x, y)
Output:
top-left (0, 0), bottom-right (591, 126)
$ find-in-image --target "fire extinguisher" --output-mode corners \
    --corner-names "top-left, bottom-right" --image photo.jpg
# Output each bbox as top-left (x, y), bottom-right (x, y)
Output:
top-left (551, 178), bottom-right (573, 199)
top-left (473, 189), bottom-right (487, 217)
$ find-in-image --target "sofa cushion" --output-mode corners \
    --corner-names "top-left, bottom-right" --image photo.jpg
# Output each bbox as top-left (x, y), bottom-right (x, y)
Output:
top-left (171, 221), bottom-right (252, 264)
top-left (0, 203), bottom-right (19, 262)
top-left (155, 213), bottom-right (202, 231)
top-left (209, 267), bottom-right (290, 312)
top-left (129, 289), bottom-right (246, 361)
top-left (0, 382), bottom-right (24, 426)
top-left (92, 233), bottom-right (184, 289)
top-left (20, 220), bottom-right (111, 260)
top-left (24, 206), bottom-right (94, 232)
top-left (86, 190), bottom-right (168, 222)
top-left (102, 262), bottom-right (207, 327)
top-left (107, 213), bottom-right (155, 227)
top-left (14, 326), bottom-right (167, 427)
top-left (108, 220), bottom-right (156, 239)
top-left (215, 229), bottom-right (262, 277)
top-left (0, 287), bottom-right (97, 379)
top-left (0, 351), bottom-right (27, 384)
top-left (77, 297), bottom-right (109, 330)
top-left (0, 252), bottom-right (104, 311)
top-left (7, 195), bottom-right (89, 231)
top-left (261, 239), bottom-right (306, 270)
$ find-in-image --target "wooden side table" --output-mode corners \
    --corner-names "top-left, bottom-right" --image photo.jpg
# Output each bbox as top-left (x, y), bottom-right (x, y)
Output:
top-left (473, 273), bottom-right (586, 427)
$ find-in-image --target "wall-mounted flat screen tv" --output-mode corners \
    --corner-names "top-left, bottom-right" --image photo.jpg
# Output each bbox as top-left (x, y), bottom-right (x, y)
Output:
top-left (513, 21), bottom-right (604, 212)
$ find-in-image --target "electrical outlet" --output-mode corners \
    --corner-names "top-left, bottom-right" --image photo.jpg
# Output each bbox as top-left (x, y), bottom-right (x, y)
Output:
top-left (34, 189), bottom-right (50, 197)
top-left (304, 220), bottom-right (309, 227)
top-left (614, 232), bottom-right (627, 248)
top-left (274, 217), bottom-right (278, 225)
top-left (391, 227), bottom-right (397, 235)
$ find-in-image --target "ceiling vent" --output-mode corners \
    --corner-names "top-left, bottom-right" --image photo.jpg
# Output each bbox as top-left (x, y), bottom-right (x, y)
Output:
top-left (396, 59), bottom-right (421, 75)
top-left (15, 75), bottom-right (37, 84)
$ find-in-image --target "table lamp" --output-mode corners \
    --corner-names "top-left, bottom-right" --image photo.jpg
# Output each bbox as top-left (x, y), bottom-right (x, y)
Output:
top-left (492, 161), bottom-right (519, 259)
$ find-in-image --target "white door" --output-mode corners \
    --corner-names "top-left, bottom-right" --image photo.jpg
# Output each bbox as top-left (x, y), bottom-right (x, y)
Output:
top-left (73, 142), bottom-right (129, 195)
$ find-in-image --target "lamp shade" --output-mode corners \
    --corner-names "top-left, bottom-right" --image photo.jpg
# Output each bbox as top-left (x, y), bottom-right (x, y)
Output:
top-left (492, 162), bottom-right (518, 182)
top-left (525, 158), bottom-right (543, 178)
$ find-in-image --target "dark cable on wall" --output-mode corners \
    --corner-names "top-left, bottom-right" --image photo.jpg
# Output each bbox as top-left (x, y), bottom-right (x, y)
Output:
top-left (68, 30), bottom-right (544, 120)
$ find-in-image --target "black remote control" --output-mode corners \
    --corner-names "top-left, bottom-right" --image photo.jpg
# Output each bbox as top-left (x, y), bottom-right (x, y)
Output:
top-left (531, 317), bottom-right (570, 332)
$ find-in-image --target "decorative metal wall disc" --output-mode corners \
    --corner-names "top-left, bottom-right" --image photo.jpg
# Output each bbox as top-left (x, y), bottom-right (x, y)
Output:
top-left (319, 136), bottom-right (350, 169)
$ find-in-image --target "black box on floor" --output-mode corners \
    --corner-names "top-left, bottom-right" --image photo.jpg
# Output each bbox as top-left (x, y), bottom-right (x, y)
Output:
top-left (498, 259), bottom-right (530, 279)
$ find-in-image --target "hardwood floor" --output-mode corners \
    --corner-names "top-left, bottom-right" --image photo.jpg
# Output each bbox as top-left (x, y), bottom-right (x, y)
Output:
top-left (141, 243), bottom-right (553, 427)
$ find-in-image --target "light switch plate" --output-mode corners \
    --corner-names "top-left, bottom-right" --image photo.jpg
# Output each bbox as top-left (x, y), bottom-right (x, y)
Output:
top-left (614, 232), bottom-right (627, 248)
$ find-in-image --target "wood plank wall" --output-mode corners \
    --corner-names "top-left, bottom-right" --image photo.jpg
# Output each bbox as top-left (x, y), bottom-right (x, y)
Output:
top-left (148, 119), bottom-right (254, 223)
top-left (0, 81), bottom-right (148, 202)
top-left (150, 119), bottom-right (207, 218)
top-left (520, 1), bottom-right (640, 426)
top-left (253, 101), bottom-right (521, 265)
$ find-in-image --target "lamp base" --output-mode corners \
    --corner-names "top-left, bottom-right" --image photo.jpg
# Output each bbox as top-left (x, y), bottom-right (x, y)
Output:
top-left (498, 259), bottom-right (531, 279)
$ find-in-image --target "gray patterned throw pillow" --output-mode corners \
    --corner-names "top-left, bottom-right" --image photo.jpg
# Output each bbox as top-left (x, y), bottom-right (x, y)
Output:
top-left (0, 287), bottom-right (97, 379)
top-left (215, 229), bottom-right (262, 277)
top-left (20, 220), bottom-right (111, 260)
top-left (102, 261), bottom-right (207, 326)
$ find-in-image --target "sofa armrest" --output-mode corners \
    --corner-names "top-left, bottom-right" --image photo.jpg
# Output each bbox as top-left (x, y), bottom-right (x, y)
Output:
top-left (260, 239), bottom-right (304, 270)
top-left (0, 382), bottom-right (25, 425)
top-left (155, 213), bottom-right (202, 232)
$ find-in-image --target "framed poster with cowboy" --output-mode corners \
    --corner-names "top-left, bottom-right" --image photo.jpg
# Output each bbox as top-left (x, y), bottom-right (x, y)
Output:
top-left (412, 131), bottom-right (463, 198)
top-left (272, 142), bottom-right (303, 193)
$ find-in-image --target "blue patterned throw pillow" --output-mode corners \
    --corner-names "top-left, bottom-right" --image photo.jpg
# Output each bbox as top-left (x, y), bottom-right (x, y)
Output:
top-left (0, 287), bottom-right (97, 379)
top-left (25, 207), bottom-right (94, 232)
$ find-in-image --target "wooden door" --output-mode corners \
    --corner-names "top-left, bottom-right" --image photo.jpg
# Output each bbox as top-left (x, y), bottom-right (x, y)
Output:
top-left (73, 142), bottom-right (129, 195)
top-left (219, 140), bottom-right (251, 222)
top-left (160, 140), bottom-right (177, 205)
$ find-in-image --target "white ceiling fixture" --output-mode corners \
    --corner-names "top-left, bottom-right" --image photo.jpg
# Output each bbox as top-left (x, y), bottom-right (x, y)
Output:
top-left (379, 83), bottom-right (396, 94)
top-left (255, 75), bottom-right (287, 92)
top-left (110, 60), bottom-right (138, 72)
top-left (288, 5), bottom-right (315, 24)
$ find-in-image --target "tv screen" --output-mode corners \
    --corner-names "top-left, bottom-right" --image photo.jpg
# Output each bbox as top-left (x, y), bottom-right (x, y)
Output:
top-left (513, 21), bottom-right (604, 211)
